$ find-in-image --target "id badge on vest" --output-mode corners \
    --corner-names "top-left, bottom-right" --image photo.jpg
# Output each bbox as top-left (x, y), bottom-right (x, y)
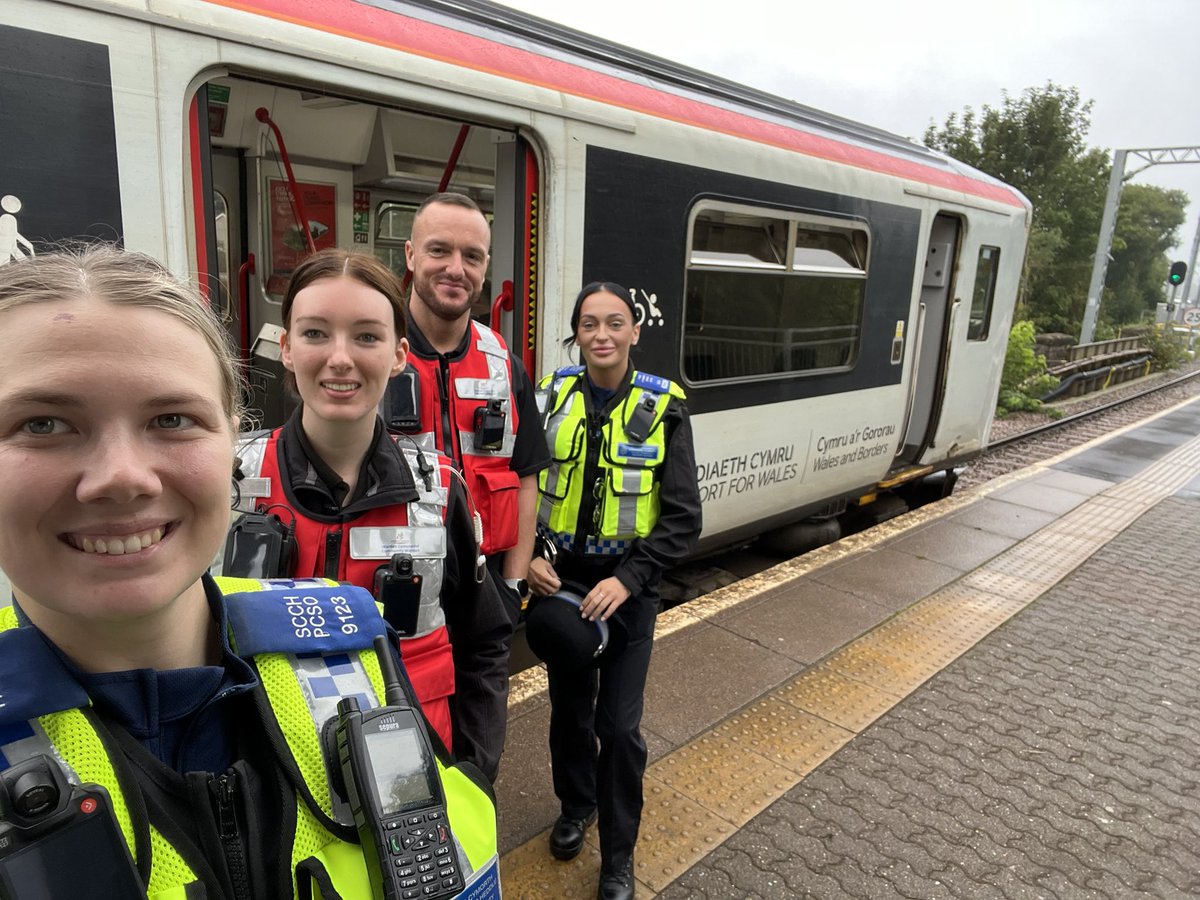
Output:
top-left (348, 526), bottom-right (447, 560)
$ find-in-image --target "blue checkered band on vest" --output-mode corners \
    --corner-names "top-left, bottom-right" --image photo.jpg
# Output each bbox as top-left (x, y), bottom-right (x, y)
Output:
top-left (292, 651), bottom-right (376, 725)
top-left (552, 533), bottom-right (631, 556)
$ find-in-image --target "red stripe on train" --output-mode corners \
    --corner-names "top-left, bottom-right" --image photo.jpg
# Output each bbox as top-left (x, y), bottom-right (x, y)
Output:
top-left (203, 0), bottom-right (1023, 209)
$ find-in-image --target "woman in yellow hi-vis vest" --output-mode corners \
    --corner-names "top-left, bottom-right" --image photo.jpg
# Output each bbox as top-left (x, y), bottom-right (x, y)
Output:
top-left (526, 282), bottom-right (702, 900)
top-left (0, 246), bottom-right (498, 899)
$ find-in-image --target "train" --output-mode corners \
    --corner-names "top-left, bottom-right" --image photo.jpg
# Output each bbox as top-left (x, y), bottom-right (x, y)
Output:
top-left (1, 0), bottom-right (1030, 568)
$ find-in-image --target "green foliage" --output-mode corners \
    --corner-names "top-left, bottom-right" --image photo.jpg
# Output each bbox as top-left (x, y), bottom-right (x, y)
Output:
top-left (1142, 325), bottom-right (1188, 372)
top-left (995, 321), bottom-right (1059, 416)
top-left (1102, 184), bottom-right (1189, 327)
top-left (925, 84), bottom-right (1109, 333)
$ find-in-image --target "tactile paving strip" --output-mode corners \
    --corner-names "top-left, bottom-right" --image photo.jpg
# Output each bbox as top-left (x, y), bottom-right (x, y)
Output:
top-left (634, 778), bottom-right (738, 892)
top-left (499, 838), bottom-right (606, 900)
top-left (499, 416), bottom-right (1200, 898)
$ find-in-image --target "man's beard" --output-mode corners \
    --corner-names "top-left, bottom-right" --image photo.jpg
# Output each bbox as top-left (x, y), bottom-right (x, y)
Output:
top-left (413, 274), bottom-right (479, 322)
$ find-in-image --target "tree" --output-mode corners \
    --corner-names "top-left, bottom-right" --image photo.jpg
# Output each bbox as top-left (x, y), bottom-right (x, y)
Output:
top-left (925, 83), bottom-right (1110, 333)
top-left (996, 320), bottom-right (1059, 416)
top-left (1102, 184), bottom-right (1188, 326)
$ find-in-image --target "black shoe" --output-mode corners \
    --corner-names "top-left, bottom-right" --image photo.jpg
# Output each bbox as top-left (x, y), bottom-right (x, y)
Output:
top-left (597, 863), bottom-right (634, 900)
top-left (549, 811), bottom-right (596, 861)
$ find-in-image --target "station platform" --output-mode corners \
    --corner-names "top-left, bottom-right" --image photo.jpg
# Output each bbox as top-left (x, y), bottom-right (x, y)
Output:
top-left (495, 396), bottom-right (1200, 898)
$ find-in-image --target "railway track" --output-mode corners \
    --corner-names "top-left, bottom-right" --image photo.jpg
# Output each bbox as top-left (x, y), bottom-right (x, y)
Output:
top-left (957, 365), bottom-right (1200, 490)
top-left (671, 365), bottom-right (1200, 603)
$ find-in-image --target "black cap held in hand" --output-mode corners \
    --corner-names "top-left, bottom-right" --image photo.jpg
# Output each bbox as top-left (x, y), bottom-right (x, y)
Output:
top-left (524, 583), bottom-right (610, 672)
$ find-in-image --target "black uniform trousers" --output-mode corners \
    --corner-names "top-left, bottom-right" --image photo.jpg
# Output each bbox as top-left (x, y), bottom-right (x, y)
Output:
top-left (546, 576), bottom-right (659, 872)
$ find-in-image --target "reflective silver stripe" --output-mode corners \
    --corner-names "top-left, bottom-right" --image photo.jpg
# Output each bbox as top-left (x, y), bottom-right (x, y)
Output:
top-left (404, 431), bottom-right (438, 452)
top-left (461, 322), bottom-right (515, 458)
top-left (0, 720), bottom-right (80, 783)
top-left (402, 448), bottom-right (448, 637)
top-left (539, 377), bottom-right (581, 531)
top-left (541, 374), bottom-right (580, 461)
top-left (402, 449), bottom-right (449, 520)
top-left (285, 650), bottom-right (377, 826)
top-left (234, 435), bottom-right (270, 511)
top-left (471, 320), bottom-right (506, 357)
top-left (614, 468), bottom-right (643, 537)
top-left (457, 429), bottom-right (516, 457)
top-left (537, 492), bottom-right (557, 530)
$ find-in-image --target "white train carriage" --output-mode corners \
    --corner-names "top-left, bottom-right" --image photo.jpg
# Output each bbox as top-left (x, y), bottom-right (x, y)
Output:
top-left (1, 0), bottom-right (1029, 567)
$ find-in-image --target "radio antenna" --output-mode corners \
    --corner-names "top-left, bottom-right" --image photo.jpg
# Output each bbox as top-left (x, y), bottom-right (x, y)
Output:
top-left (373, 634), bottom-right (409, 709)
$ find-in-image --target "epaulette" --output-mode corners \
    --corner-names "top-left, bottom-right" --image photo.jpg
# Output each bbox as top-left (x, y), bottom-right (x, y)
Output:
top-left (633, 371), bottom-right (686, 400)
top-left (215, 577), bottom-right (387, 657)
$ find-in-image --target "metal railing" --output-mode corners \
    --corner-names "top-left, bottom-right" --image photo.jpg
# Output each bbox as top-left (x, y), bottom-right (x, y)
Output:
top-left (684, 323), bottom-right (857, 379)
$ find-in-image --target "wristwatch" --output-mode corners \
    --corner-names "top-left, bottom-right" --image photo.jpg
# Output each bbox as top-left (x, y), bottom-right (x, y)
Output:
top-left (504, 577), bottom-right (529, 598)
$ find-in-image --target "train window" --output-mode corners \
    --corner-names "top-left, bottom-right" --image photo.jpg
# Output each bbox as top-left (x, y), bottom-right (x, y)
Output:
top-left (690, 211), bottom-right (788, 269)
top-left (684, 205), bottom-right (868, 382)
top-left (968, 246), bottom-right (1000, 341)
top-left (375, 201), bottom-right (417, 278)
top-left (792, 227), bottom-right (867, 273)
top-left (376, 200), bottom-right (496, 320)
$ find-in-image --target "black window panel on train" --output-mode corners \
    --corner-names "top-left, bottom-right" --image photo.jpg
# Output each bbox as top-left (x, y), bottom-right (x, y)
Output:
top-left (684, 208), bottom-right (868, 382)
top-left (968, 246), bottom-right (1000, 341)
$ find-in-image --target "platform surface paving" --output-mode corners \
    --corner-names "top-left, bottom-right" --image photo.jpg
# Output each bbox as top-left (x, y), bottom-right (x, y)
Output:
top-left (497, 399), bottom-right (1200, 898)
top-left (658, 493), bottom-right (1200, 898)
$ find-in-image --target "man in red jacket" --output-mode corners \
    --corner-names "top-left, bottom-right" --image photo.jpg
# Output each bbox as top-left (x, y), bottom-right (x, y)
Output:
top-left (383, 192), bottom-right (550, 776)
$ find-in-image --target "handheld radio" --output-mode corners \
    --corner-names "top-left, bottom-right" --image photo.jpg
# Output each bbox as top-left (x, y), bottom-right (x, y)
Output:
top-left (0, 756), bottom-right (146, 900)
top-left (334, 636), bottom-right (463, 900)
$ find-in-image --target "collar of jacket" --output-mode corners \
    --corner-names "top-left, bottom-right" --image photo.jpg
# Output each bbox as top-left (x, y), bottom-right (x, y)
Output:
top-left (580, 363), bottom-right (637, 416)
top-left (0, 575), bottom-right (258, 735)
top-left (404, 315), bottom-right (473, 361)
top-left (278, 408), bottom-right (420, 519)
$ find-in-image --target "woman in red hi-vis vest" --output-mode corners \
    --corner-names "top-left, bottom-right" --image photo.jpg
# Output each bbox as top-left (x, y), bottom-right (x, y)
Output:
top-left (231, 248), bottom-right (510, 780)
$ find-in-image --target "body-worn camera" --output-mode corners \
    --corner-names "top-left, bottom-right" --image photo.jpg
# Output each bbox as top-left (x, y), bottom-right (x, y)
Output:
top-left (384, 369), bottom-right (422, 434)
top-left (332, 636), bottom-right (464, 900)
top-left (374, 554), bottom-right (424, 637)
top-left (472, 399), bottom-right (506, 452)
top-left (222, 511), bottom-right (296, 579)
top-left (0, 755), bottom-right (146, 900)
top-left (623, 392), bottom-right (659, 443)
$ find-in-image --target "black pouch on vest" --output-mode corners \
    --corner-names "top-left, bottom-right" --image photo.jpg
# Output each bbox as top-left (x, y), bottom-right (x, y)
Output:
top-left (623, 392), bottom-right (659, 443)
top-left (375, 554), bottom-right (423, 636)
top-left (472, 398), bottom-right (506, 451)
top-left (384, 368), bottom-right (422, 433)
top-left (223, 512), bottom-right (296, 579)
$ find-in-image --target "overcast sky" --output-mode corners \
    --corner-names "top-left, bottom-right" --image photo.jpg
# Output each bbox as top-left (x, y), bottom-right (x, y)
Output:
top-left (498, 0), bottom-right (1200, 271)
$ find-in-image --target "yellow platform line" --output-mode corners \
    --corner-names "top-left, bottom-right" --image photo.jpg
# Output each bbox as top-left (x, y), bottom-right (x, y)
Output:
top-left (500, 407), bottom-right (1200, 898)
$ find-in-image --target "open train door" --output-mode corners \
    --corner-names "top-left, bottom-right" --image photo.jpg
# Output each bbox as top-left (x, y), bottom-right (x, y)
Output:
top-left (895, 213), bottom-right (961, 464)
top-left (895, 204), bottom-right (1019, 474)
top-left (922, 210), bottom-right (1016, 462)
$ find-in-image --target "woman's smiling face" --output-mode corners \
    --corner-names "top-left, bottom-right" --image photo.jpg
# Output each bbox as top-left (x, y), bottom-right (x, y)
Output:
top-left (575, 290), bottom-right (640, 381)
top-left (281, 275), bottom-right (407, 425)
top-left (0, 295), bottom-right (237, 631)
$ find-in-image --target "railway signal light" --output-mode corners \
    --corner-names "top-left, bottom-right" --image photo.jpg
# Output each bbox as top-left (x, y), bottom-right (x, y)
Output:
top-left (1169, 261), bottom-right (1187, 286)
